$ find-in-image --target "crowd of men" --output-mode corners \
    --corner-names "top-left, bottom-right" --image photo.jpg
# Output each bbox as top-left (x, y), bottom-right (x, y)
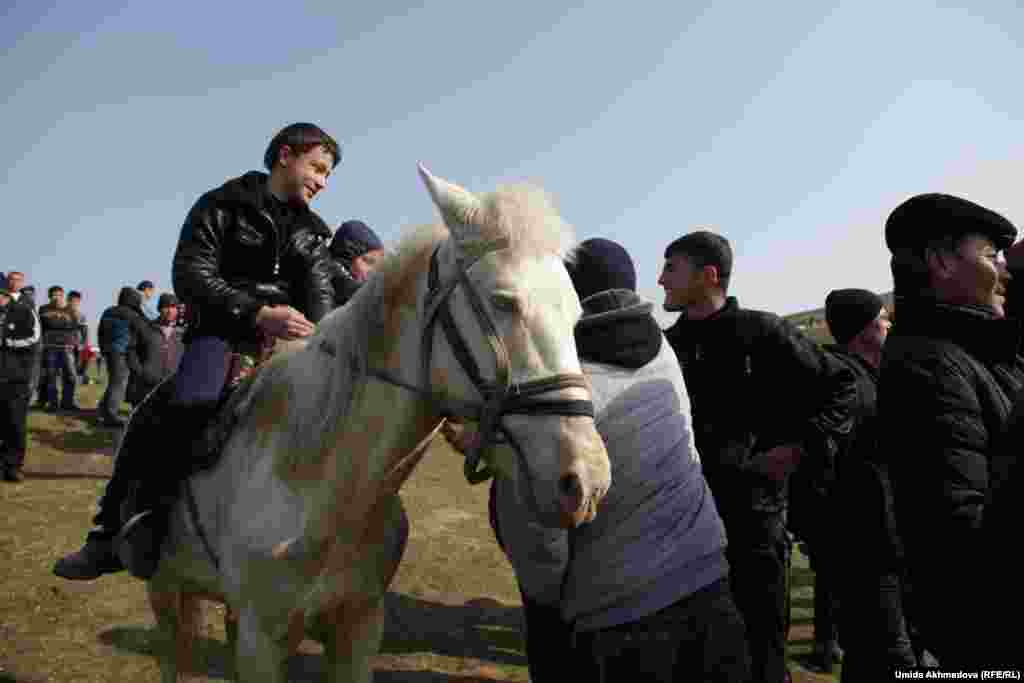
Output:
top-left (1, 121), bottom-right (1016, 681)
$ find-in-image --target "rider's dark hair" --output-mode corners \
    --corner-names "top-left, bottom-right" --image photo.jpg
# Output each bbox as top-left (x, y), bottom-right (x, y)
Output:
top-left (263, 123), bottom-right (341, 172)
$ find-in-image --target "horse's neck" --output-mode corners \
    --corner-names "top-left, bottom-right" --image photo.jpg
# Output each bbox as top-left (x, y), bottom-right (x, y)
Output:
top-left (278, 269), bottom-right (440, 553)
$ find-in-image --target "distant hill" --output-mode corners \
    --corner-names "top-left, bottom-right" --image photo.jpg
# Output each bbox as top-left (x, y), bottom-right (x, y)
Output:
top-left (784, 291), bottom-right (894, 345)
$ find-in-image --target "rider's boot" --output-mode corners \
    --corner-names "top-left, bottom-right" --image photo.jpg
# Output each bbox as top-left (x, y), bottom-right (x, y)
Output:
top-left (52, 457), bottom-right (132, 580)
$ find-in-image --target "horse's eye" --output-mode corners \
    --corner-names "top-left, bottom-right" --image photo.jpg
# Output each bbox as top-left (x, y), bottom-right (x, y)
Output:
top-left (491, 294), bottom-right (520, 314)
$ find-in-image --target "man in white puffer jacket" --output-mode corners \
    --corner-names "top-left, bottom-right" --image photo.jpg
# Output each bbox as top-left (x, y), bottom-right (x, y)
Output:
top-left (447, 238), bottom-right (750, 683)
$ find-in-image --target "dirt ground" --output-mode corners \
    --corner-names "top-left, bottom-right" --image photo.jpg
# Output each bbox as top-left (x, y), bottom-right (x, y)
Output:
top-left (0, 381), bottom-right (834, 682)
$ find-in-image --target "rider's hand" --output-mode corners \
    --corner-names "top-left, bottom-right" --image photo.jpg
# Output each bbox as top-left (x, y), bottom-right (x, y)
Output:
top-left (254, 305), bottom-right (316, 341)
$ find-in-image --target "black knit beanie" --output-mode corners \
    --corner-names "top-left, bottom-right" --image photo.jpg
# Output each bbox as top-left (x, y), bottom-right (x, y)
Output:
top-left (565, 238), bottom-right (637, 301)
top-left (330, 220), bottom-right (383, 264)
top-left (825, 289), bottom-right (884, 344)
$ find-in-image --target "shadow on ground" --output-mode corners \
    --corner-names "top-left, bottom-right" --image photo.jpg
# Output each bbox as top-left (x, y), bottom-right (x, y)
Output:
top-left (29, 424), bottom-right (112, 455)
top-left (99, 592), bottom-right (525, 681)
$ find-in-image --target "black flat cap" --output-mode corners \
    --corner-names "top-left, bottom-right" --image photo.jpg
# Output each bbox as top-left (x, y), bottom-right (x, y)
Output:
top-left (885, 193), bottom-right (1017, 252)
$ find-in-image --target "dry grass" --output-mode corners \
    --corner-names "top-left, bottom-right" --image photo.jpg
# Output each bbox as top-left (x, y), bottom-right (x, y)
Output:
top-left (0, 378), bottom-right (833, 681)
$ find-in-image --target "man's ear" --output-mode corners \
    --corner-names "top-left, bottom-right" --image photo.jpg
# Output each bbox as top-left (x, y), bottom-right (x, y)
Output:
top-left (701, 264), bottom-right (721, 287)
top-left (276, 144), bottom-right (294, 168)
top-left (925, 246), bottom-right (956, 280)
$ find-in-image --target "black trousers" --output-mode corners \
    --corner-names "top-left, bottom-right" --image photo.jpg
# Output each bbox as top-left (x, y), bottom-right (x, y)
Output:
top-left (521, 579), bottom-right (750, 683)
top-left (0, 383), bottom-right (30, 469)
top-left (807, 543), bottom-right (840, 647)
top-left (840, 570), bottom-right (917, 682)
top-left (99, 352), bottom-right (129, 421)
top-left (723, 511), bottom-right (790, 683)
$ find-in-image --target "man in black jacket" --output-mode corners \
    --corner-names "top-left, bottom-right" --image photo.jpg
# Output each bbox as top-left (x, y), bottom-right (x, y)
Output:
top-left (38, 285), bottom-right (81, 411)
top-left (0, 286), bottom-right (40, 482)
top-left (878, 193), bottom-right (1024, 668)
top-left (816, 289), bottom-right (923, 679)
top-left (55, 122), bottom-right (341, 581)
top-left (96, 287), bottom-right (150, 426)
top-left (659, 230), bottom-right (856, 683)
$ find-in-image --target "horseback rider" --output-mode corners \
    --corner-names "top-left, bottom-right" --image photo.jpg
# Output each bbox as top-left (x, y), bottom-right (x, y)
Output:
top-left (326, 219), bottom-right (384, 308)
top-left (54, 122), bottom-right (341, 581)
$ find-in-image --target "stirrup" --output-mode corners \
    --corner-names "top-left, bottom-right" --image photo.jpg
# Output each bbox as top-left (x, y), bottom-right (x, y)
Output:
top-left (115, 510), bottom-right (165, 580)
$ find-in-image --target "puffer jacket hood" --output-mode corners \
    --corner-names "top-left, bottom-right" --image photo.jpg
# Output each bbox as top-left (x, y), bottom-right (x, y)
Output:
top-left (574, 289), bottom-right (662, 369)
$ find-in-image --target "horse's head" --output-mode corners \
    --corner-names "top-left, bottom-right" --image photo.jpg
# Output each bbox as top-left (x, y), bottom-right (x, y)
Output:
top-left (416, 164), bottom-right (611, 528)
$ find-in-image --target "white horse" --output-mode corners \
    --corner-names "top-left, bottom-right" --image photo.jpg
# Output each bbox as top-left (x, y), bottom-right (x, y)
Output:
top-left (141, 164), bottom-right (612, 681)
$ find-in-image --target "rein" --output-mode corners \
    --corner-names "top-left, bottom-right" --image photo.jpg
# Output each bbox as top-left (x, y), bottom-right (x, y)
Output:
top-left (368, 240), bottom-right (594, 484)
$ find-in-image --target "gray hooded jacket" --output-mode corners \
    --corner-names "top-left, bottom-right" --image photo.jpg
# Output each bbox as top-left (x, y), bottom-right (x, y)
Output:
top-left (494, 289), bottom-right (728, 631)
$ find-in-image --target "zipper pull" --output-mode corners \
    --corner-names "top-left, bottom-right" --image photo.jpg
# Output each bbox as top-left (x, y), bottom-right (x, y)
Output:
top-left (273, 260), bottom-right (280, 276)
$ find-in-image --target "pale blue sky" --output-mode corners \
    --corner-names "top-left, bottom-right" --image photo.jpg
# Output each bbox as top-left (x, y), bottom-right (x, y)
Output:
top-left (4, 1), bottom-right (1023, 329)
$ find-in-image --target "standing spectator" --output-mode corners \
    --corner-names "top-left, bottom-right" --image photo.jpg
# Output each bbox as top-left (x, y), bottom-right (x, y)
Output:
top-left (37, 285), bottom-right (80, 411)
top-left (817, 289), bottom-right (921, 679)
top-left (154, 293), bottom-right (184, 377)
top-left (96, 287), bottom-right (148, 427)
top-left (326, 219), bottom-right (385, 307)
top-left (0, 285), bottom-right (40, 482)
top-left (6, 275), bottom-right (43, 405)
top-left (137, 280), bottom-right (158, 321)
top-left (124, 298), bottom-right (169, 407)
top-left (658, 230), bottom-right (856, 683)
top-left (879, 193), bottom-right (1024, 668)
top-left (67, 290), bottom-right (91, 385)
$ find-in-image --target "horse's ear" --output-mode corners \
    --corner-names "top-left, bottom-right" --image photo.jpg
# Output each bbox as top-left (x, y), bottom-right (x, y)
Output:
top-left (418, 163), bottom-right (483, 246)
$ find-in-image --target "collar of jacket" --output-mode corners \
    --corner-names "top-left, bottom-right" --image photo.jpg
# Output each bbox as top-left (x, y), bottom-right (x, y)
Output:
top-left (825, 343), bottom-right (880, 380)
top-left (574, 289), bottom-right (662, 369)
top-left (666, 295), bottom-right (741, 336)
top-left (892, 298), bottom-right (1022, 363)
top-left (215, 172), bottom-right (331, 237)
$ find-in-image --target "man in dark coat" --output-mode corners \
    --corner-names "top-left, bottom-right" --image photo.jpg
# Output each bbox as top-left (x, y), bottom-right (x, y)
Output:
top-left (97, 287), bottom-right (150, 426)
top-left (0, 286), bottom-right (40, 482)
top-left (37, 285), bottom-right (80, 411)
top-left (659, 230), bottom-right (857, 683)
top-left (878, 192), bottom-right (1024, 668)
top-left (326, 219), bottom-right (384, 308)
top-left (55, 122), bottom-right (341, 581)
top-left (813, 289), bottom-right (925, 679)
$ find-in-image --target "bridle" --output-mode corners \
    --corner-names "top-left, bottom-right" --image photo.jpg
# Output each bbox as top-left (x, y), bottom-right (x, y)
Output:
top-left (368, 238), bottom-right (595, 484)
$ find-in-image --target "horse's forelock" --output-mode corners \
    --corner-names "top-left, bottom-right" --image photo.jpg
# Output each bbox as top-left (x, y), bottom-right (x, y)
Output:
top-left (478, 184), bottom-right (576, 260)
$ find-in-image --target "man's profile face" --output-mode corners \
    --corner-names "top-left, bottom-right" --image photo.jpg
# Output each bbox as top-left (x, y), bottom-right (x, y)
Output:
top-left (658, 254), bottom-right (708, 312)
top-left (140, 287), bottom-right (154, 301)
top-left (932, 234), bottom-right (1009, 317)
top-left (860, 307), bottom-right (891, 351)
top-left (275, 145), bottom-right (334, 206)
top-left (159, 305), bottom-right (179, 324)
top-left (68, 296), bottom-right (81, 312)
top-left (351, 249), bottom-right (385, 282)
top-left (7, 272), bottom-right (24, 292)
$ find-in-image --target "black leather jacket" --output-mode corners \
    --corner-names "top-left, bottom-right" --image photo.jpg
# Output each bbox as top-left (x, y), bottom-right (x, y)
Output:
top-left (172, 172), bottom-right (335, 349)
